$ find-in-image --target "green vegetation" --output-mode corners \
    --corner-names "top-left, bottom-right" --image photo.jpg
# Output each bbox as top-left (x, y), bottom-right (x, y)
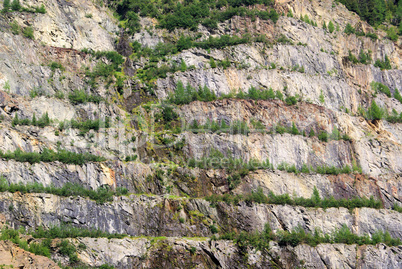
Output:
top-left (80, 50), bottom-right (125, 89)
top-left (394, 203), bottom-right (402, 213)
top-left (68, 89), bottom-right (103, 104)
top-left (386, 109), bottom-right (402, 123)
top-left (0, 226), bottom-right (52, 258)
top-left (188, 119), bottom-right (252, 135)
top-left (371, 81), bottom-right (391, 97)
top-left (300, 14), bottom-right (317, 27)
top-left (0, 226), bottom-right (120, 264)
top-left (188, 149), bottom-right (273, 189)
top-left (277, 161), bottom-right (359, 175)
top-left (2, 0), bottom-right (10, 12)
top-left (168, 81), bottom-right (216, 105)
top-left (9, 20), bottom-right (20, 35)
top-left (0, 178), bottom-right (128, 204)
top-left (394, 89), bottom-right (402, 103)
top-left (2, 0), bottom-right (45, 13)
top-left (348, 49), bottom-right (373, 65)
top-left (11, 0), bottom-right (21, 11)
top-left (360, 100), bottom-right (385, 121)
top-left (343, 23), bottom-right (379, 40)
top-left (218, 222), bottom-right (401, 251)
top-left (276, 34), bottom-right (293, 44)
top-left (29, 87), bottom-right (47, 98)
top-left (207, 186), bottom-right (381, 211)
top-left (107, 0), bottom-right (277, 32)
top-left (348, 50), bottom-right (359, 64)
top-left (0, 148), bottom-right (105, 165)
top-left (59, 117), bottom-right (111, 135)
top-left (358, 101), bottom-right (402, 123)
top-left (319, 90), bottom-right (325, 104)
top-left (275, 123), bottom-right (351, 142)
top-left (358, 49), bottom-right (372, 64)
top-left (168, 82), bottom-right (288, 106)
top-left (374, 55), bottom-right (392, 70)
top-left (328, 21), bottom-right (335, 33)
top-left (133, 33), bottom-right (272, 82)
top-left (365, 32), bottom-right (378, 41)
top-left (49, 61), bottom-right (65, 72)
top-left (32, 224), bottom-right (126, 239)
top-left (12, 112), bottom-right (50, 128)
top-left (336, 0), bottom-right (401, 31)
top-left (22, 26), bottom-right (34, 39)
top-left (344, 23), bottom-right (355, 35)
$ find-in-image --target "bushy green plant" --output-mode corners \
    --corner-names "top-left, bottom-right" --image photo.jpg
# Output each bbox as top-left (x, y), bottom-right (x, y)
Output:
top-left (35, 4), bottom-right (46, 13)
top-left (49, 61), bottom-right (64, 72)
top-left (358, 49), bottom-right (372, 64)
top-left (0, 148), bottom-right (105, 165)
top-left (344, 23), bottom-right (355, 35)
top-left (10, 20), bottom-right (19, 34)
top-left (328, 21), bottom-right (335, 33)
top-left (11, 112), bottom-right (51, 128)
top-left (394, 89), bottom-right (402, 103)
top-left (318, 131), bottom-right (328, 142)
top-left (11, 0), bottom-right (21, 11)
top-left (2, 0), bottom-right (10, 12)
top-left (168, 81), bottom-right (216, 105)
top-left (348, 50), bottom-right (359, 64)
top-left (22, 27), bottom-right (34, 39)
top-left (209, 186), bottom-right (382, 211)
top-left (367, 100), bottom-right (384, 120)
top-left (32, 224), bottom-right (126, 239)
top-left (68, 89), bottom-right (103, 104)
top-left (371, 81), bottom-right (391, 97)
top-left (374, 55), bottom-right (392, 70)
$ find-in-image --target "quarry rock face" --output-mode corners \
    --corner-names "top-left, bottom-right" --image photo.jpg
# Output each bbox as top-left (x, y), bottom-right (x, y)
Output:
top-left (0, 0), bottom-right (400, 267)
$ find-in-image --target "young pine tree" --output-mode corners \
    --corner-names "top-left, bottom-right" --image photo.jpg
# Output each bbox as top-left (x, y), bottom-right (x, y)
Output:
top-left (369, 100), bottom-right (383, 120)
top-left (291, 122), bottom-right (299, 135)
top-left (209, 58), bottom-right (216, 68)
top-left (328, 21), bottom-right (335, 33)
top-left (11, 0), bottom-right (21, 11)
top-left (2, 0), bottom-right (10, 12)
top-left (180, 59), bottom-right (187, 72)
top-left (12, 113), bottom-right (19, 127)
top-left (32, 113), bottom-right (37, 126)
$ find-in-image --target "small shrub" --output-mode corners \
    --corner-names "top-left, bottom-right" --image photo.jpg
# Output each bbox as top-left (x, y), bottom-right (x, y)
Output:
top-left (285, 96), bottom-right (297, 105)
top-left (318, 131), bottom-right (328, 142)
top-left (210, 225), bottom-right (218, 233)
top-left (319, 90), bottom-right (325, 104)
top-left (344, 23), bottom-right (355, 35)
top-left (54, 91), bottom-right (64, 99)
top-left (68, 89), bottom-right (103, 104)
top-left (11, 0), bottom-right (21, 11)
top-left (371, 81), bottom-right (391, 97)
top-left (35, 4), bottom-right (46, 13)
top-left (328, 21), bottom-right (335, 33)
top-left (394, 89), bottom-right (402, 104)
top-left (22, 27), bottom-right (34, 39)
top-left (10, 20), bottom-right (20, 35)
top-left (374, 55), bottom-right (392, 70)
top-left (49, 62), bottom-right (64, 72)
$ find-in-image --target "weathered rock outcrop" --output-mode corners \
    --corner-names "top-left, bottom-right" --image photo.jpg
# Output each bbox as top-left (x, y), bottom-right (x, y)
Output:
top-left (71, 237), bottom-right (402, 269)
top-left (0, 0), bottom-right (400, 267)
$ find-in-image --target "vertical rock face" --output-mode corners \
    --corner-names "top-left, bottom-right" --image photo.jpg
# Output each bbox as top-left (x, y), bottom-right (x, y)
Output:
top-left (0, 0), bottom-right (400, 267)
